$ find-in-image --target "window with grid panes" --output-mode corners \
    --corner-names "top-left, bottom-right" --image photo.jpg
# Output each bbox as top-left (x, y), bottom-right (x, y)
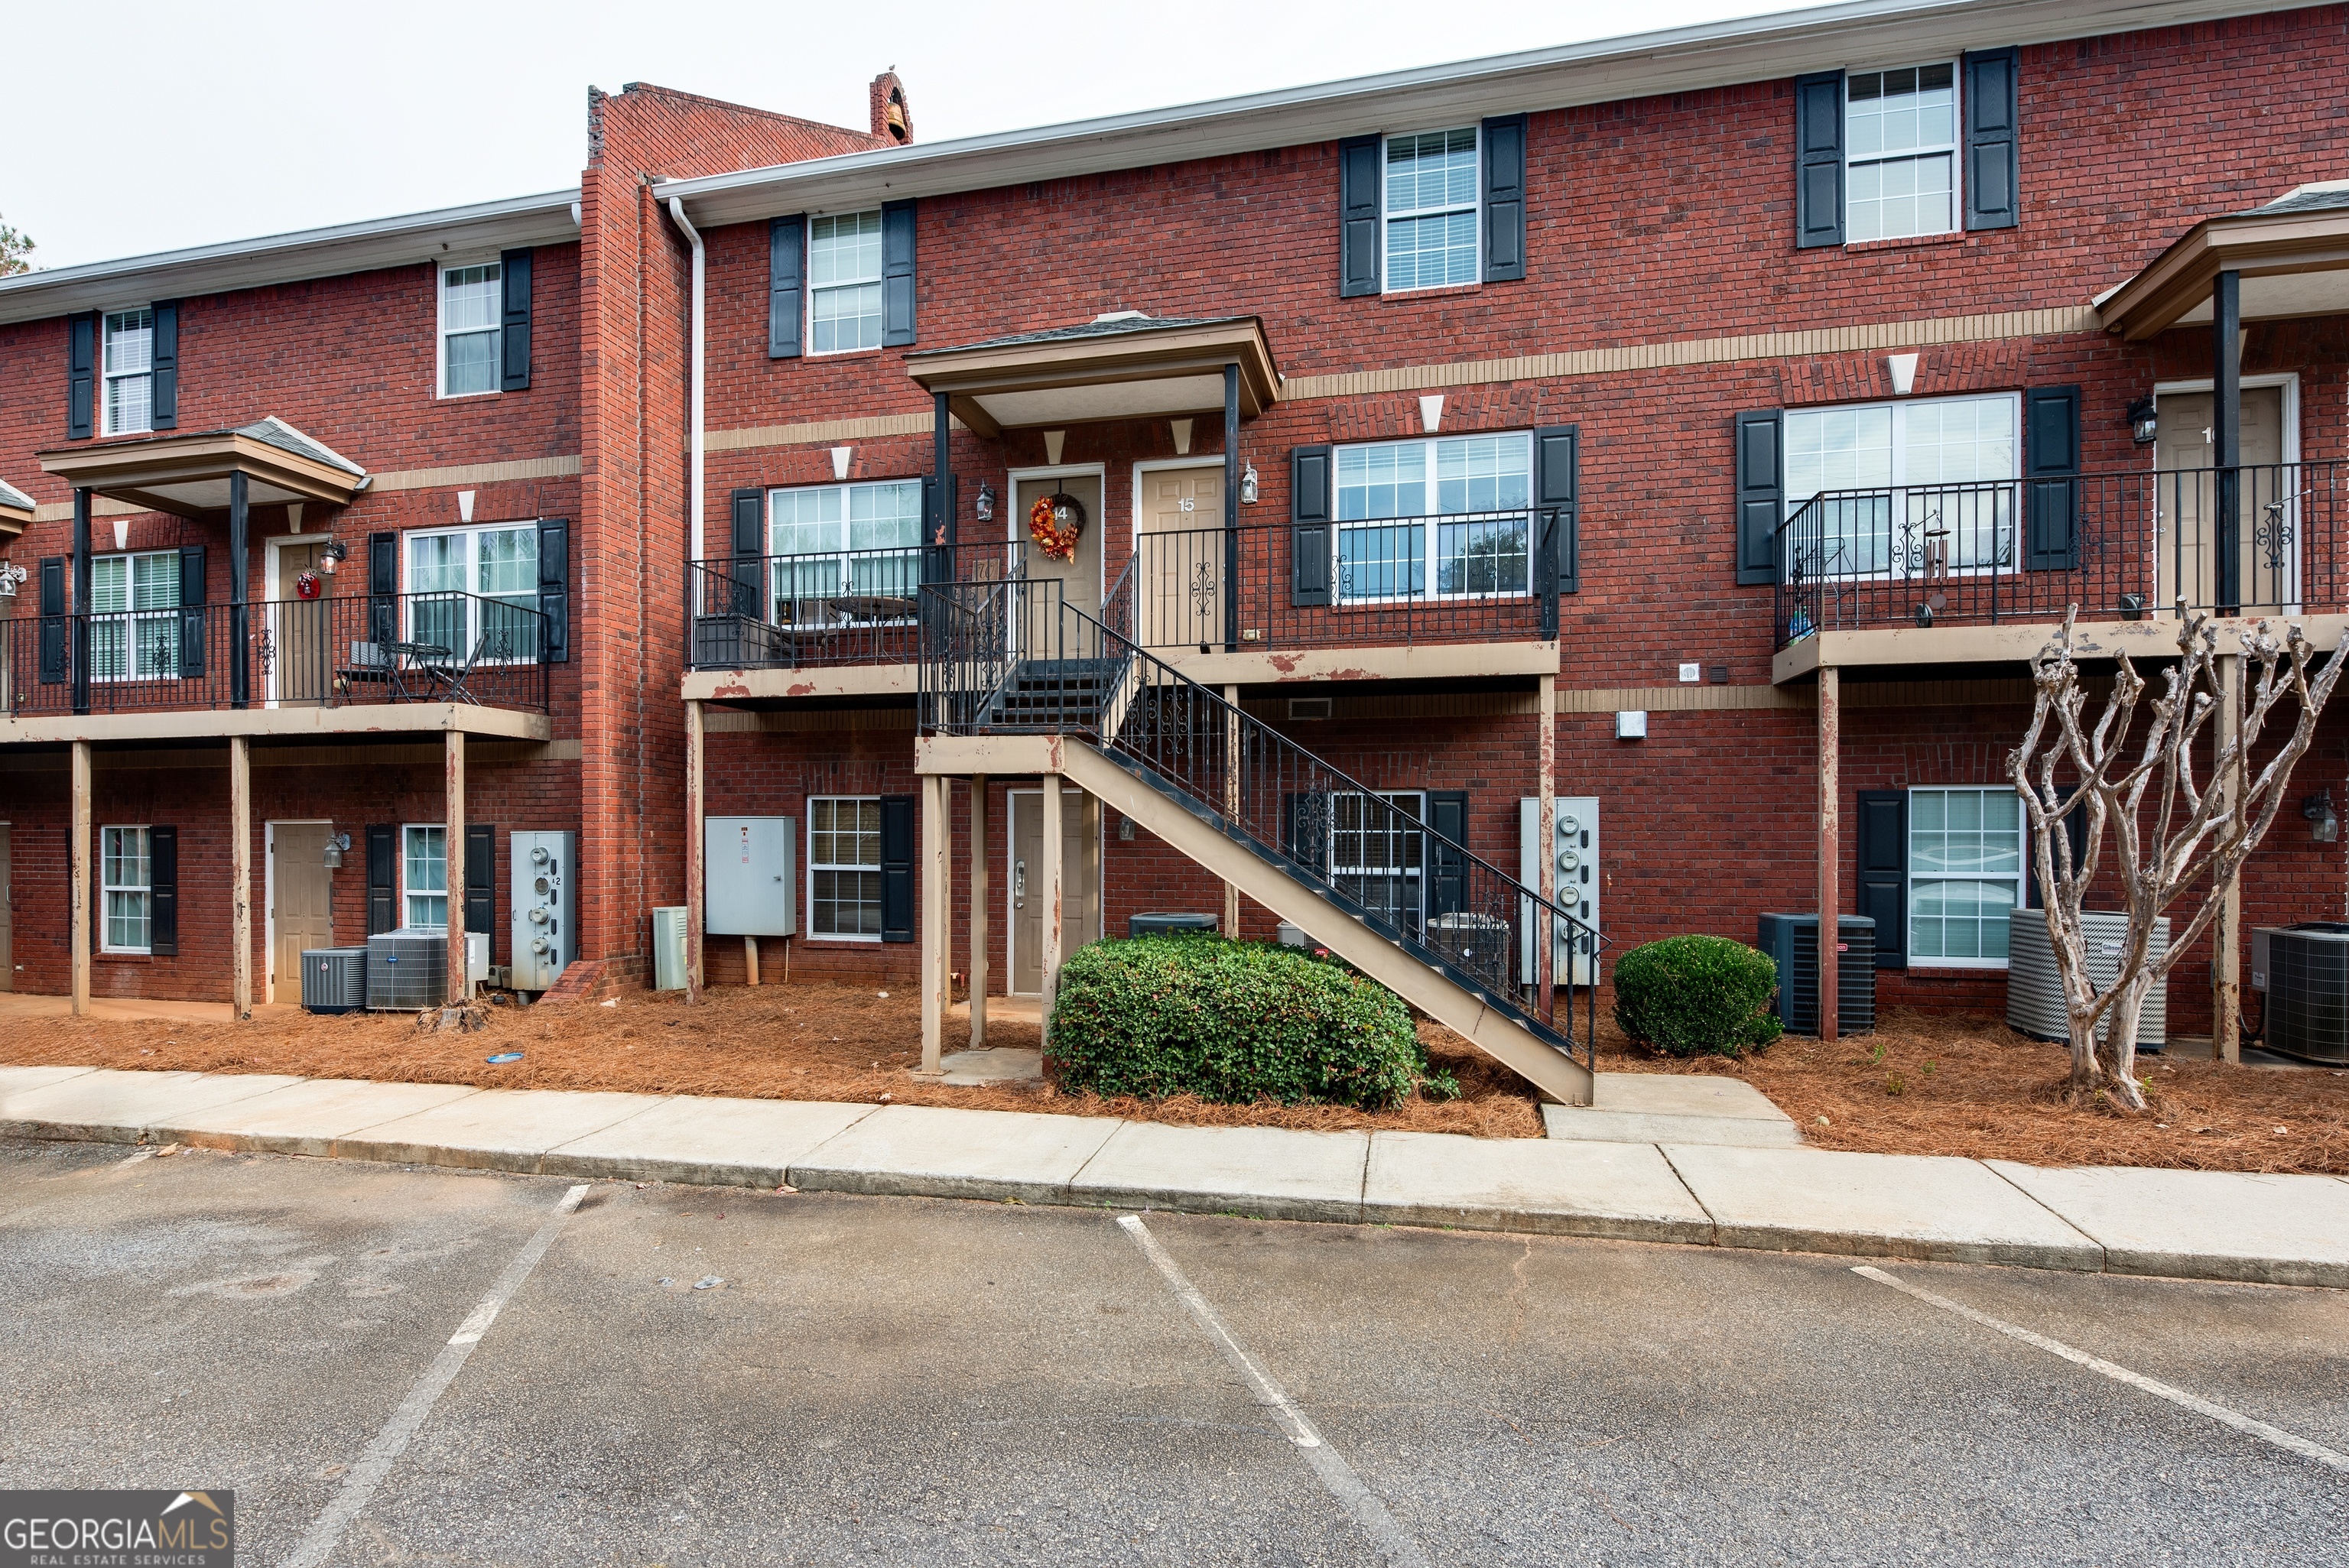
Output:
top-left (807, 798), bottom-right (884, 940)
top-left (103, 309), bottom-right (154, 434)
top-left (809, 211), bottom-right (885, 353)
top-left (765, 481), bottom-right (923, 621)
top-left (87, 550), bottom-right (180, 680)
top-left (404, 524), bottom-right (540, 662)
top-left (404, 824), bottom-right (448, 929)
top-left (1331, 791), bottom-right (1425, 934)
top-left (439, 263), bottom-right (502, 396)
top-left (1332, 433), bottom-right (1532, 602)
top-left (1908, 787), bottom-right (2024, 966)
top-left (1846, 66), bottom-right (1958, 242)
top-left (102, 826), bottom-right (152, 953)
top-left (1383, 129), bottom-right (1480, 291)
top-left (1782, 394), bottom-right (2016, 576)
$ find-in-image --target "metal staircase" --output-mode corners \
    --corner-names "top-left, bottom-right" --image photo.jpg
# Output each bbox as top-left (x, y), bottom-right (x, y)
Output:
top-left (918, 572), bottom-right (1600, 1104)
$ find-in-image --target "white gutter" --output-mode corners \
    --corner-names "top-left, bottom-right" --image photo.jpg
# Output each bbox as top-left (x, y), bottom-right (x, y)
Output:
top-left (667, 198), bottom-right (707, 566)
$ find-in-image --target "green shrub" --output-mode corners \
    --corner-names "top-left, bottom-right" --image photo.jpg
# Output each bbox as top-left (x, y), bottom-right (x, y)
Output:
top-left (1048, 937), bottom-right (1428, 1109)
top-left (1611, 935), bottom-right (1783, 1057)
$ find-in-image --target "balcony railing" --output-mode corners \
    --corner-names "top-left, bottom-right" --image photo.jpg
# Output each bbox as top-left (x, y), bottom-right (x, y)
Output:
top-left (687, 509), bottom-right (1565, 670)
top-left (3, 590), bottom-right (551, 717)
top-left (1774, 462), bottom-right (2346, 648)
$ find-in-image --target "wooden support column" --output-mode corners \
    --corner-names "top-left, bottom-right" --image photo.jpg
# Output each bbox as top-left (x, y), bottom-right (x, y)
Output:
top-left (1537, 674), bottom-right (1557, 995)
top-left (1817, 666), bottom-right (1841, 1044)
top-left (230, 735), bottom-right (252, 1020)
top-left (70, 739), bottom-right (90, 1016)
top-left (918, 774), bottom-right (950, 1076)
top-left (2215, 653), bottom-right (2243, 1064)
top-left (1223, 684), bottom-right (1241, 937)
top-left (1041, 779), bottom-right (1067, 1035)
top-left (684, 699), bottom-right (705, 1002)
top-left (969, 776), bottom-right (989, 1049)
top-left (444, 729), bottom-right (466, 1005)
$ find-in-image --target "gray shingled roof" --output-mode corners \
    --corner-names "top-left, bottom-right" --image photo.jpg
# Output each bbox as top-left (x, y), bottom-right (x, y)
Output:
top-left (0, 476), bottom-right (34, 511)
top-left (905, 313), bottom-right (1251, 358)
top-left (233, 417), bottom-right (366, 477)
top-left (2241, 182), bottom-right (2349, 216)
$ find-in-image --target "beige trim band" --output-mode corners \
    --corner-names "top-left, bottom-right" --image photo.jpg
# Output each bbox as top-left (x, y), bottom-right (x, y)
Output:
top-left (0, 737), bottom-right (582, 771)
top-left (1555, 678), bottom-right (2045, 712)
top-left (708, 414), bottom-right (965, 454)
top-left (367, 455), bottom-right (582, 492)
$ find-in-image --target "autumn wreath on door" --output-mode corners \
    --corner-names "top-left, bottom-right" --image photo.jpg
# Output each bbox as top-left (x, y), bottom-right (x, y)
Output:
top-left (1028, 489), bottom-right (1086, 562)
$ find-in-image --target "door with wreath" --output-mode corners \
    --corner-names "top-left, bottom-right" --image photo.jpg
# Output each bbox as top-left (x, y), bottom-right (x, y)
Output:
top-left (1015, 474), bottom-right (1103, 646)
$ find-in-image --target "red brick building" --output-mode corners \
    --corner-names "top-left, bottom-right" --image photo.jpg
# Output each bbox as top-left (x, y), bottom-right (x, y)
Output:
top-left (4, 2), bottom-right (2345, 1090)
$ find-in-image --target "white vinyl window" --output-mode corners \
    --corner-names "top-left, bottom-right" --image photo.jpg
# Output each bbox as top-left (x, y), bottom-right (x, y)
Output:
top-left (438, 262), bottom-right (502, 397)
top-left (1909, 787), bottom-right (2024, 966)
top-left (103, 308), bottom-right (154, 435)
top-left (807, 797), bottom-right (884, 940)
top-left (809, 211), bottom-right (885, 354)
top-left (403, 824), bottom-right (448, 930)
top-left (1332, 433), bottom-right (1532, 601)
top-left (1331, 791), bottom-right (1425, 933)
top-left (102, 826), bottom-right (153, 954)
top-left (88, 550), bottom-right (180, 681)
top-left (404, 523), bottom-right (540, 661)
top-left (766, 481), bottom-right (924, 622)
top-left (1783, 394), bottom-right (2018, 576)
top-left (1847, 65), bottom-right (1959, 242)
top-left (1384, 128), bottom-right (1480, 292)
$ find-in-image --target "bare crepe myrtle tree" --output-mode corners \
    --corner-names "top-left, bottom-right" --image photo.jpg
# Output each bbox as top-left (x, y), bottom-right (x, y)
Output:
top-left (2009, 605), bottom-right (2346, 1109)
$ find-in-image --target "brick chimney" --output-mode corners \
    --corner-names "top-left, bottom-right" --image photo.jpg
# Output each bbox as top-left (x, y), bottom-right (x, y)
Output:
top-left (869, 71), bottom-right (912, 145)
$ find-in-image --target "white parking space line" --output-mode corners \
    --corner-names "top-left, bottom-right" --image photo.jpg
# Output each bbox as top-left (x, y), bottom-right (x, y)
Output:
top-left (281, 1183), bottom-right (593, 1568)
top-left (1119, 1214), bottom-right (1433, 1568)
top-left (1855, 1265), bottom-right (2349, 1475)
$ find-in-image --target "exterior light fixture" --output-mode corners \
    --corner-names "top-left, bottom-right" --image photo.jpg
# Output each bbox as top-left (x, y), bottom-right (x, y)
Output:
top-left (2126, 396), bottom-right (2159, 445)
top-left (974, 482), bottom-right (995, 522)
top-left (322, 829), bottom-right (352, 870)
top-left (1239, 463), bottom-right (1259, 505)
top-left (2305, 789), bottom-right (2338, 843)
top-left (318, 537), bottom-right (349, 576)
top-left (0, 563), bottom-right (25, 598)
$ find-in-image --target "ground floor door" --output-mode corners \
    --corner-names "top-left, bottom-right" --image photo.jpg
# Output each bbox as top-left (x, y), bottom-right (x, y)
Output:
top-left (269, 820), bottom-right (334, 1003)
top-left (1137, 466), bottom-right (1225, 650)
top-left (1009, 788), bottom-right (1097, 994)
top-left (270, 540), bottom-right (333, 704)
top-left (0, 824), bottom-right (11, 992)
top-left (2154, 386), bottom-right (2288, 610)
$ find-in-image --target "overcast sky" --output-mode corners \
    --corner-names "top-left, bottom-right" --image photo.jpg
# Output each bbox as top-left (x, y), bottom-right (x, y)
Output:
top-left (8, 0), bottom-right (1802, 271)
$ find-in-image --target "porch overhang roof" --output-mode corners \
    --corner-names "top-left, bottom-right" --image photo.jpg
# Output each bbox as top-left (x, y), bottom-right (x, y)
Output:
top-left (2097, 183), bottom-right (2349, 342)
top-left (36, 417), bottom-right (369, 518)
top-left (905, 314), bottom-right (1279, 440)
top-left (0, 477), bottom-right (32, 540)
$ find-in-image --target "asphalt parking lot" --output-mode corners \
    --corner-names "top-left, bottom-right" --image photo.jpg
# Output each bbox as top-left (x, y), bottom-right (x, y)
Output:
top-left (2, 1136), bottom-right (2343, 1566)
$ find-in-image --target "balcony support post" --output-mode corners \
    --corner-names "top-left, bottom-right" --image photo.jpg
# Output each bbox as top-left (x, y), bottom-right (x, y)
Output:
top-left (1538, 674), bottom-right (1556, 999)
top-left (1223, 363), bottom-right (1240, 652)
top-left (444, 728), bottom-right (466, 1006)
top-left (685, 698), bottom-right (704, 1003)
top-left (1817, 664), bottom-right (1841, 1044)
top-left (2214, 654), bottom-right (2243, 1064)
top-left (230, 735), bottom-right (252, 1019)
top-left (1223, 684), bottom-right (1241, 938)
top-left (2214, 268), bottom-right (2242, 613)
top-left (969, 775), bottom-right (989, 1050)
top-left (1041, 779), bottom-right (1067, 1036)
top-left (933, 391), bottom-right (953, 548)
top-left (70, 739), bottom-right (90, 1016)
top-left (229, 472), bottom-right (250, 709)
top-left (70, 489), bottom-right (89, 717)
top-left (918, 772), bottom-right (950, 1076)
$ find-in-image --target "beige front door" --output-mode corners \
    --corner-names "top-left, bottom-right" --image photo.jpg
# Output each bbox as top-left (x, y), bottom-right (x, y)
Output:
top-left (1015, 476), bottom-right (1103, 636)
top-left (0, 824), bottom-right (11, 992)
top-left (271, 541), bottom-right (333, 704)
top-left (1138, 468), bottom-right (1225, 650)
top-left (1009, 789), bottom-right (1097, 994)
top-left (2155, 388), bottom-right (2288, 611)
top-left (270, 822), bottom-right (334, 1002)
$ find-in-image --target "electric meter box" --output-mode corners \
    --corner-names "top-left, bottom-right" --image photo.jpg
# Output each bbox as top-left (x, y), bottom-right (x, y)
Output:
top-left (1521, 797), bottom-right (1600, 984)
top-left (705, 816), bottom-right (798, 937)
top-left (510, 830), bottom-right (578, 993)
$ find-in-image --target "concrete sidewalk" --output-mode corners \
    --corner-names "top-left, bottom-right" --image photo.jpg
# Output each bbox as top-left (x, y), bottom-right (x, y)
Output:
top-left (5, 1064), bottom-right (2344, 1287)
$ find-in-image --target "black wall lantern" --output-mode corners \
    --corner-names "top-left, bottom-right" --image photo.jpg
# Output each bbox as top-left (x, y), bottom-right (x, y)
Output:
top-left (2304, 789), bottom-right (2338, 844)
top-left (2126, 395), bottom-right (2159, 446)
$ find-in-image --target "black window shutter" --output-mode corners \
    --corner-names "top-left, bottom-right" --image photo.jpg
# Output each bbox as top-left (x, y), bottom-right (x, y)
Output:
top-left (2024, 386), bottom-right (2081, 570)
top-left (1480, 115), bottom-right (1527, 283)
top-left (880, 199), bottom-right (917, 347)
top-left (1282, 793), bottom-right (1330, 876)
top-left (1337, 136), bottom-right (1382, 297)
top-left (879, 794), bottom-right (915, 943)
top-left (1290, 444), bottom-right (1334, 605)
top-left (499, 248), bottom-right (533, 391)
top-left (177, 544), bottom-right (207, 678)
top-left (39, 557), bottom-right (67, 683)
top-left (366, 825), bottom-right (397, 936)
top-left (538, 517), bottom-right (570, 661)
top-left (150, 300), bottom-right (180, 430)
top-left (768, 215), bottom-right (806, 359)
top-left (729, 488), bottom-right (764, 615)
top-left (368, 531), bottom-right (398, 648)
top-left (1794, 71), bottom-right (1847, 249)
top-left (1855, 790), bottom-right (1906, 969)
top-left (1961, 47), bottom-right (2020, 231)
top-left (465, 823), bottom-right (495, 944)
top-left (148, 826), bottom-right (179, 957)
top-left (2026, 803), bottom-right (2089, 908)
top-left (1734, 411), bottom-right (1784, 586)
top-left (1535, 424), bottom-right (1580, 595)
top-left (67, 310), bottom-right (96, 439)
top-left (1426, 790), bottom-right (1469, 919)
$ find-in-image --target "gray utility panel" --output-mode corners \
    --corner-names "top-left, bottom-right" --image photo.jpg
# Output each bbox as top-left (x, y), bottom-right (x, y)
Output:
top-left (1520, 797), bottom-right (1599, 984)
top-left (705, 816), bottom-right (798, 937)
top-left (511, 830), bottom-right (577, 992)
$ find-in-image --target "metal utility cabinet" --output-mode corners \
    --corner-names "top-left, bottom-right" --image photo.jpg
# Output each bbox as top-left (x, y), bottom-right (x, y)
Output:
top-left (704, 816), bottom-right (797, 936)
top-left (1521, 797), bottom-right (1599, 983)
top-left (510, 830), bottom-right (577, 992)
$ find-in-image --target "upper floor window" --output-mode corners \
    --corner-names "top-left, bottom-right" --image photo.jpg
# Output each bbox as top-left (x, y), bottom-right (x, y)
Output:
top-left (1845, 65), bottom-right (1958, 242)
top-left (1333, 432), bottom-right (1532, 600)
top-left (1784, 393), bottom-right (2017, 573)
top-left (439, 262), bottom-right (502, 396)
top-left (766, 479), bottom-right (923, 621)
top-left (103, 309), bottom-right (154, 434)
top-left (89, 550), bottom-right (180, 680)
top-left (1384, 129), bottom-right (1480, 292)
top-left (405, 522), bottom-right (540, 661)
top-left (809, 211), bottom-right (885, 354)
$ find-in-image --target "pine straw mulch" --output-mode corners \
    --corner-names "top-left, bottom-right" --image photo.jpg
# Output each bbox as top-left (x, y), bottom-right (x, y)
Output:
top-left (5, 986), bottom-right (2344, 1168)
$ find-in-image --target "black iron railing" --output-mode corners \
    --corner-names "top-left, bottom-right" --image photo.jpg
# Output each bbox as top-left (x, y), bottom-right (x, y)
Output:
top-left (1775, 463), bottom-right (2346, 647)
top-left (687, 538), bottom-right (1023, 669)
top-left (5, 590), bottom-right (550, 716)
top-left (918, 574), bottom-right (1601, 1069)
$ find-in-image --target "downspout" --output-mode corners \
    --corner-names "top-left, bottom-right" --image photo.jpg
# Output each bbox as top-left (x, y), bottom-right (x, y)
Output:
top-left (667, 197), bottom-right (706, 564)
